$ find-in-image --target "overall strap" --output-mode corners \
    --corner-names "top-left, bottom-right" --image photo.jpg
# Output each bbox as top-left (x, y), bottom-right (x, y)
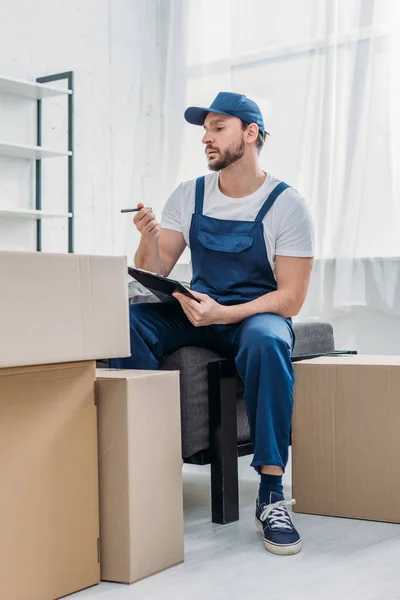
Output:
top-left (194, 176), bottom-right (206, 214)
top-left (255, 182), bottom-right (290, 222)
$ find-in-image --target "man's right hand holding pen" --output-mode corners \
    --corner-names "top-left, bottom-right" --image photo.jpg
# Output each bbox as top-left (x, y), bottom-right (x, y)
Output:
top-left (129, 203), bottom-right (168, 275)
top-left (132, 204), bottom-right (160, 242)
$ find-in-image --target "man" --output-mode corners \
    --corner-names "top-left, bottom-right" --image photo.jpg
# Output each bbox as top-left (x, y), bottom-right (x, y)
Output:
top-left (111, 92), bottom-right (314, 555)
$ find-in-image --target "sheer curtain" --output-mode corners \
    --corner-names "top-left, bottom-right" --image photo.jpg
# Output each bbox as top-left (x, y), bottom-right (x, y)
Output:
top-left (115, 0), bottom-right (188, 262)
top-left (170, 0), bottom-right (400, 318)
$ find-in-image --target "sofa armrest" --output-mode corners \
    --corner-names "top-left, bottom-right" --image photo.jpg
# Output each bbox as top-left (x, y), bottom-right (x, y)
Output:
top-left (292, 322), bottom-right (335, 357)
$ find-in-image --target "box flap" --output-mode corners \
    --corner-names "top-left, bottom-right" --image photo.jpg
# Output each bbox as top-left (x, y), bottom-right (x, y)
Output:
top-left (297, 355), bottom-right (400, 366)
top-left (96, 369), bottom-right (176, 381)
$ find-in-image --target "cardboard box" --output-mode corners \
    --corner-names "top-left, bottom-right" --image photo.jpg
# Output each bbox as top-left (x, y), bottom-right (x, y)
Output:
top-left (292, 355), bottom-right (400, 523)
top-left (0, 361), bottom-right (100, 600)
top-left (96, 369), bottom-right (184, 583)
top-left (0, 250), bottom-right (130, 368)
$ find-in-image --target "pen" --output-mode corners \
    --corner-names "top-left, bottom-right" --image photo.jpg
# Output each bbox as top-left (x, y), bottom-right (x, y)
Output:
top-left (121, 208), bottom-right (141, 213)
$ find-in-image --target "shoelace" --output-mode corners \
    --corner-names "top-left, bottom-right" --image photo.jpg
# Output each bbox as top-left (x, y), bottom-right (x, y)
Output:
top-left (260, 499), bottom-right (296, 530)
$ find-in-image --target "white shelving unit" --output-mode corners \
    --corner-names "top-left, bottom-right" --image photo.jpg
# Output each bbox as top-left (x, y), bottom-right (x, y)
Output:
top-left (0, 208), bottom-right (72, 220)
top-left (0, 72), bottom-right (74, 250)
top-left (0, 75), bottom-right (71, 100)
top-left (0, 141), bottom-right (72, 160)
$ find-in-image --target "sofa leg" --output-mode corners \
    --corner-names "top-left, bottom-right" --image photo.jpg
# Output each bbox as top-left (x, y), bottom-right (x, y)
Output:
top-left (208, 360), bottom-right (239, 524)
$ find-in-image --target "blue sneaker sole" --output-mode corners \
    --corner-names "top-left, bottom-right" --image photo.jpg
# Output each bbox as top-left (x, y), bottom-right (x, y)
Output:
top-left (255, 517), bottom-right (302, 555)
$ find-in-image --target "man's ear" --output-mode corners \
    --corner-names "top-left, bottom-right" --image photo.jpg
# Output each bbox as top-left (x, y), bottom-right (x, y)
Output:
top-left (244, 123), bottom-right (259, 144)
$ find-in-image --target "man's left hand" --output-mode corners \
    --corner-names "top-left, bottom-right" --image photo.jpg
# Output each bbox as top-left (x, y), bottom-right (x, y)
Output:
top-left (172, 290), bottom-right (228, 327)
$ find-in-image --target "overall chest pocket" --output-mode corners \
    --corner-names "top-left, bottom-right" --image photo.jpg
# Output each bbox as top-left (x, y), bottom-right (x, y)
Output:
top-left (198, 230), bottom-right (254, 253)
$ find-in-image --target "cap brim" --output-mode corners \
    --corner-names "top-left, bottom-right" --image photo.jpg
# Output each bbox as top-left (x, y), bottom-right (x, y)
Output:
top-left (184, 106), bottom-right (233, 126)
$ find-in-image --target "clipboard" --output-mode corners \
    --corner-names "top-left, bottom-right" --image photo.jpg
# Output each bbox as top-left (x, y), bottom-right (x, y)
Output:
top-left (128, 267), bottom-right (201, 303)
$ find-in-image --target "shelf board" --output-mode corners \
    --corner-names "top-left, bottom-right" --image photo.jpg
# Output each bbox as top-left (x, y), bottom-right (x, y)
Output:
top-left (0, 141), bottom-right (72, 159)
top-left (0, 208), bottom-right (72, 220)
top-left (0, 75), bottom-right (72, 99)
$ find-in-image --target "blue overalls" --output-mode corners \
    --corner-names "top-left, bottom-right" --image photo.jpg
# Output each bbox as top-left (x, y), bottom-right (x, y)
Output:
top-left (110, 177), bottom-right (295, 471)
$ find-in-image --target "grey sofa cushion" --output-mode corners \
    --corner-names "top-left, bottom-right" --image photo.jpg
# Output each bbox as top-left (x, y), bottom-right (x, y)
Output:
top-left (128, 280), bottom-right (169, 304)
top-left (160, 322), bottom-right (335, 459)
top-left (128, 282), bottom-right (335, 459)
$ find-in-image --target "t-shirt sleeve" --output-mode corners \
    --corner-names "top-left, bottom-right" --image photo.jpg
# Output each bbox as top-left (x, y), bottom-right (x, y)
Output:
top-left (275, 192), bottom-right (314, 257)
top-left (161, 183), bottom-right (183, 232)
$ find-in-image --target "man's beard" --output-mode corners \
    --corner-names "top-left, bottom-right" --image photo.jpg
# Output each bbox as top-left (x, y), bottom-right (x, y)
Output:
top-left (206, 136), bottom-right (245, 171)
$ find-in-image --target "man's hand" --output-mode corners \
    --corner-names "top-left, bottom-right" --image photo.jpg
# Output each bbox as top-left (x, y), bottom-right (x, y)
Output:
top-left (173, 290), bottom-right (228, 327)
top-left (133, 203), bottom-right (160, 242)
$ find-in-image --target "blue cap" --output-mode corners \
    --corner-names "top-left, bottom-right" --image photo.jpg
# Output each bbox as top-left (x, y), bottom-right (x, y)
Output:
top-left (184, 92), bottom-right (265, 136)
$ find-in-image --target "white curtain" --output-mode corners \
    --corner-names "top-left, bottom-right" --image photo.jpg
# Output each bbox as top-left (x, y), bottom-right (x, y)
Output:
top-left (165, 0), bottom-right (400, 318)
top-left (115, 0), bottom-right (188, 262)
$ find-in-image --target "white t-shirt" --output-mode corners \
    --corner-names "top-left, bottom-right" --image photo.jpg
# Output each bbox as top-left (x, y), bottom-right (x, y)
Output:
top-left (161, 171), bottom-right (314, 275)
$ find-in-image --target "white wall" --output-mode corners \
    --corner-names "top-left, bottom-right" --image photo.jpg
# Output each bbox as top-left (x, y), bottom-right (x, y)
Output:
top-left (0, 0), bottom-right (157, 257)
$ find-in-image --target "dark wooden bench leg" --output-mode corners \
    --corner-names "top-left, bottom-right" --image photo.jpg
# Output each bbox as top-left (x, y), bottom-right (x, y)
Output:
top-left (208, 360), bottom-right (239, 524)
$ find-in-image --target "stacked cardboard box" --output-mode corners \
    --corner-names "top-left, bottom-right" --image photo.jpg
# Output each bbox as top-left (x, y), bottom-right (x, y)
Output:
top-left (0, 250), bottom-right (130, 600)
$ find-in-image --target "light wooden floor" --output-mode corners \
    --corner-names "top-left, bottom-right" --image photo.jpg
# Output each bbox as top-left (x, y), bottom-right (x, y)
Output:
top-left (78, 453), bottom-right (400, 600)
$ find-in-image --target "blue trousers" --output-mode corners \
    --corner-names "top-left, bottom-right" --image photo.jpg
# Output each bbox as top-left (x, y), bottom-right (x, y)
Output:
top-left (109, 302), bottom-right (295, 471)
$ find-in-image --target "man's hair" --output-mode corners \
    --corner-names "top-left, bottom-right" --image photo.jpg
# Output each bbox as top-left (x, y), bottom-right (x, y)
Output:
top-left (241, 120), bottom-right (269, 153)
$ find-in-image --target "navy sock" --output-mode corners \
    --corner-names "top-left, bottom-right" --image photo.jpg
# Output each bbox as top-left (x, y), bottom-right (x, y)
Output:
top-left (259, 474), bottom-right (283, 505)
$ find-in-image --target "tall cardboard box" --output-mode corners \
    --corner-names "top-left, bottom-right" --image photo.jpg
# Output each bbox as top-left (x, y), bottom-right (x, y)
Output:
top-left (292, 356), bottom-right (400, 523)
top-left (0, 361), bottom-right (100, 600)
top-left (96, 369), bottom-right (184, 583)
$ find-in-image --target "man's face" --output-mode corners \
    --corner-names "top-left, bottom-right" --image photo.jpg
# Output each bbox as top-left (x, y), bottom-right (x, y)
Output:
top-left (202, 113), bottom-right (245, 171)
